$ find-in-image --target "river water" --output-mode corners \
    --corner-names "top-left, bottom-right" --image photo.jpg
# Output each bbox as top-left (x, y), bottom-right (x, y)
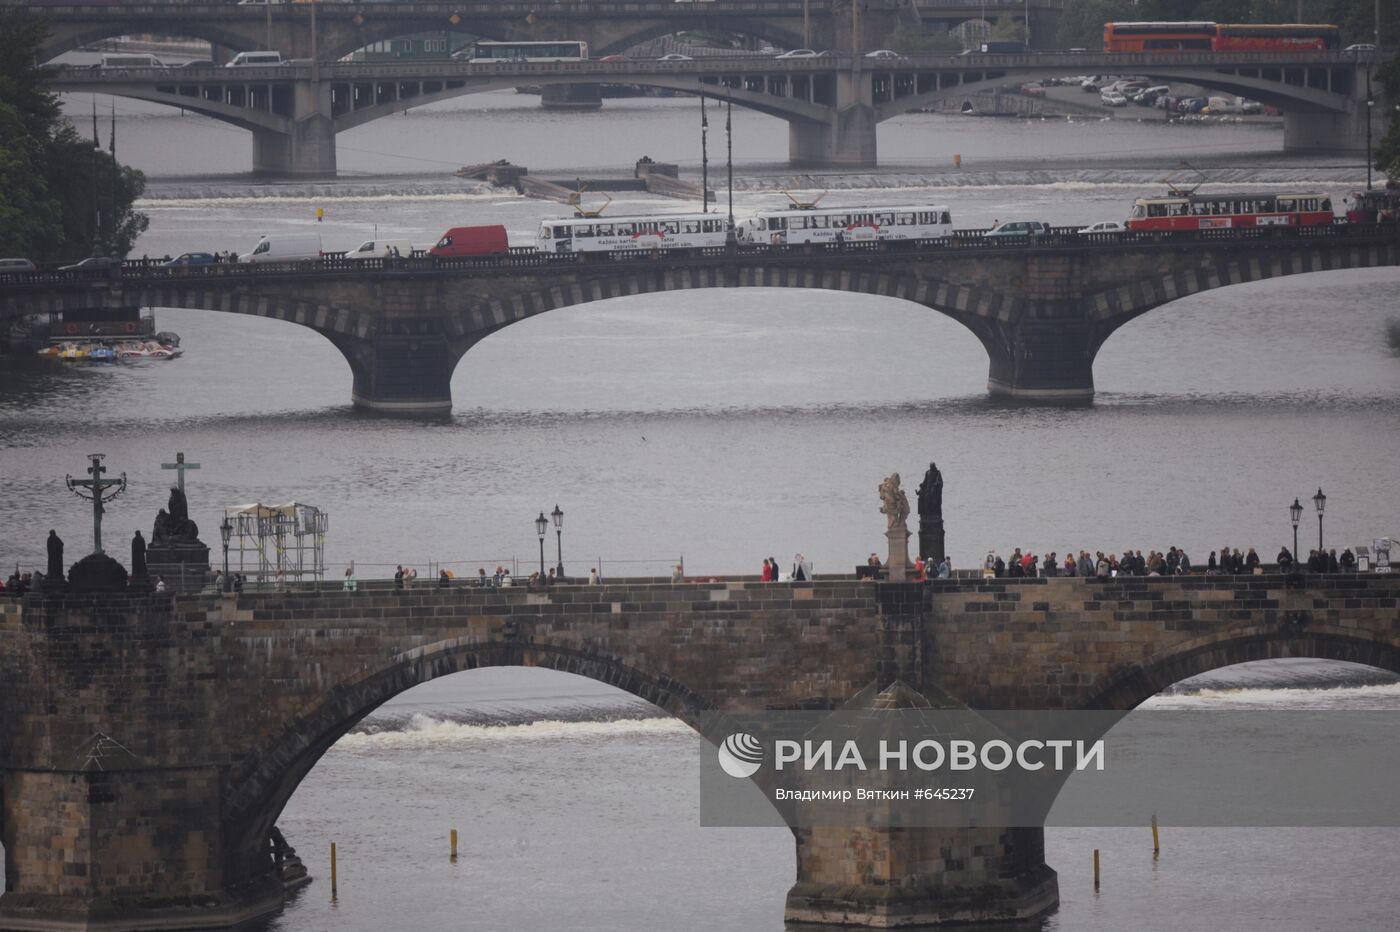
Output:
top-left (2, 86), bottom-right (1400, 930)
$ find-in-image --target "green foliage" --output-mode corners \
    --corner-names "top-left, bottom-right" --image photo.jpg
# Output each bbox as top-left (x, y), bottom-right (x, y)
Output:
top-left (0, 9), bottom-right (148, 262)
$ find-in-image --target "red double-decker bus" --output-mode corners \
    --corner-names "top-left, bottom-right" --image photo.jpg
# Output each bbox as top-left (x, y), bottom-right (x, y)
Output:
top-left (1214, 23), bottom-right (1340, 51)
top-left (1125, 191), bottom-right (1335, 232)
top-left (1103, 22), bottom-right (1215, 52)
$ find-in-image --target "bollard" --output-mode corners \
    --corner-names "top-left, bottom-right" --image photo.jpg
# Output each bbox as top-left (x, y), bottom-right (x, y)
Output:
top-left (330, 842), bottom-right (337, 898)
top-left (451, 828), bottom-right (458, 861)
top-left (1093, 848), bottom-right (1100, 889)
top-left (1151, 814), bottom-right (1160, 856)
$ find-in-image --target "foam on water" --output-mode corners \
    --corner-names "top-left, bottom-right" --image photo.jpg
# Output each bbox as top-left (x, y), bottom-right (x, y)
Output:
top-left (1145, 681), bottom-right (1400, 710)
top-left (335, 713), bottom-right (690, 751)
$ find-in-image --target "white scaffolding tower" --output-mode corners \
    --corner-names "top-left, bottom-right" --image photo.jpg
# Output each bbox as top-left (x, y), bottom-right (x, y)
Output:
top-left (224, 502), bottom-right (327, 584)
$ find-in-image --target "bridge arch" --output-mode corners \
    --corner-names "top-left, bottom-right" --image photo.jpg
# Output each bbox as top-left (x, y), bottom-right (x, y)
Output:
top-left (221, 636), bottom-right (722, 880)
top-left (1081, 631), bottom-right (1400, 712)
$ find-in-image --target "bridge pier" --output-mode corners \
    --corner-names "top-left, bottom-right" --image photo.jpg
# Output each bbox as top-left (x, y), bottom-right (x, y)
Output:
top-left (789, 71), bottom-right (877, 167)
top-left (540, 84), bottom-right (603, 111)
top-left (980, 319), bottom-right (1097, 403)
top-left (787, 825), bottom-right (1059, 927)
top-left (252, 81), bottom-right (336, 176)
top-left (342, 335), bottom-right (464, 414)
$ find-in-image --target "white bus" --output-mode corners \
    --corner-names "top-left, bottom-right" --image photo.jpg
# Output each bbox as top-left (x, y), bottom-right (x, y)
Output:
top-left (468, 40), bottom-right (589, 63)
top-left (736, 204), bottom-right (955, 246)
top-left (537, 214), bottom-right (729, 254)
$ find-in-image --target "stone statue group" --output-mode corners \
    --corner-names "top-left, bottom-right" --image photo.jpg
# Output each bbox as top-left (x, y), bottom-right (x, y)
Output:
top-left (878, 462), bottom-right (945, 579)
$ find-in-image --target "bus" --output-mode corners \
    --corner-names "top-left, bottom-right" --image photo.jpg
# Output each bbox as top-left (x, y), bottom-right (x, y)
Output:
top-left (1104, 22), bottom-right (1341, 53)
top-left (467, 40), bottom-right (588, 63)
top-left (736, 205), bottom-right (954, 246)
top-left (1125, 191), bottom-right (1334, 231)
top-left (537, 213), bottom-right (728, 254)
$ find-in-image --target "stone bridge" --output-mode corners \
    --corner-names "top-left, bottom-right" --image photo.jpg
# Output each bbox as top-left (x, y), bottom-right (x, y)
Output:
top-left (1, 571), bottom-right (1397, 930)
top-left (5, 223), bottom-right (1400, 412)
top-left (42, 47), bottom-right (1388, 172)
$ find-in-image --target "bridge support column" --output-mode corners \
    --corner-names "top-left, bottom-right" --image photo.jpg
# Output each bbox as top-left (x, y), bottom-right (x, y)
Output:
top-left (1283, 102), bottom-right (1384, 155)
top-left (540, 84), bottom-right (603, 110)
top-left (253, 80), bottom-right (337, 176)
top-left (786, 825), bottom-right (1059, 927)
top-left (343, 336), bottom-right (466, 414)
top-left (982, 319), bottom-right (1097, 403)
top-left (789, 70), bottom-right (877, 167)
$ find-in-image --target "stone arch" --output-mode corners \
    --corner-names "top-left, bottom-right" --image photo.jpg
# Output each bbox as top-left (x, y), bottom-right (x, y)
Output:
top-left (220, 637), bottom-right (720, 884)
top-left (1080, 631), bottom-right (1400, 712)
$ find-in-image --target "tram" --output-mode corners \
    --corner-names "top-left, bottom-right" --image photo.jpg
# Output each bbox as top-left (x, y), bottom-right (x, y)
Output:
top-left (466, 40), bottom-right (589, 63)
top-left (735, 204), bottom-right (954, 246)
top-left (1125, 191), bottom-right (1334, 231)
top-left (1343, 189), bottom-right (1400, 223)
top-left (536, 213), bottom-right (729, 253)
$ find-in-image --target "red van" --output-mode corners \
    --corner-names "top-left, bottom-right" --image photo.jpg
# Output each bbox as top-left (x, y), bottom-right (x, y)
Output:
top-left (429, 225), bottom-right (510, 257)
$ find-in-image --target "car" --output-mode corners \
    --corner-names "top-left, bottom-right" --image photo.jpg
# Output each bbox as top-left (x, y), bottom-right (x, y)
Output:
top-left (775, 49), bottom-right (819, 59)
top-left (163, 252), bottom-right (218, 266)
top-left (864, 49), bottom-right (903, 60)
top-left (182, 59), bottom-right (215, 69)
top-left (598, 54), bottom-right (626, 62)
top-left (1239, 99), bottom-right (1263, 115)
top-left (1345, 43), bottom-right (1377, 52)
top-left (1100, 91), bottom-right (1128, 107)
top-left (58, 256), bottom-right (118, 272)
top-left (656, 53), bottom-right (693, 61)
top-left (0, 258), bottom-right (36, 274)
top-left (1078, 221), bottom-right (1125, 235)
top-left (984, 220), bottom-right (1051, 239)
top-left (1019, 83), bottom-right (1045, 97)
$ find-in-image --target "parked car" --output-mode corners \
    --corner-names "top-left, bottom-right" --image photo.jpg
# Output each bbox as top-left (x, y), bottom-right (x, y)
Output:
top-left (1019, 83), bottom-right (1045, 97)
top-left (1132, 85), bottom-right (1170, 105)
top-left (1345, 43), bottom-right (1377, 52)
top-left (1100, 91), bottom-right (1128, 107)
top-left (984, 220), bottom-right (1051, 239)
top-left (58, 256), bottom-right (118, 271)
top-left (597, 54), bottom-right (627, 62)
top-left (1239, 98), bottom-right (1263, 115)
top-left (163, 252), bottom-right (219, 266)
top-left (864, 49), bottom-right (903, 60)
top-left (656, 53), bottom-right (693, 61)
top-left (226, 51), bottom-right (284, 67)
top-left (1175, 97), bottom-right (1208, 113)
top-left (1078, 221), bottom-right (1125, 235)
top-left (0, 258), bottom-right (36, 274)
top-left (775, 49), bottom-right (819, 59)
top-left (182, 59), bottom-right (215, 69)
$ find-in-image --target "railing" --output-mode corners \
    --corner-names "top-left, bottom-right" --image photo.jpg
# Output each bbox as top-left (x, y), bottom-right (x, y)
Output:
top-left (3, 221), bottom-right (1397, 289)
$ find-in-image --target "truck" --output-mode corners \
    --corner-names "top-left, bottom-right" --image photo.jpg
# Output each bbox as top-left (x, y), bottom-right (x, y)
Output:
top-left (239, 233), bottom-right (323, 264)
top-left (429, 225), bottom-right (510, 258)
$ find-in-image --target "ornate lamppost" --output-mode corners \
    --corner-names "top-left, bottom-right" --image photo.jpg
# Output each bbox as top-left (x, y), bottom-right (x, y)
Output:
top-left (220, 514), bottom-right (232, 590)
top-left (551, 504), bottom-right (564, 579)
top-left (1289, 497), bottom-right (1303, 564)
top-left (1313, 488), bottom-right (1327, 551)
top-left (535, 511), bottom-right (548, 580)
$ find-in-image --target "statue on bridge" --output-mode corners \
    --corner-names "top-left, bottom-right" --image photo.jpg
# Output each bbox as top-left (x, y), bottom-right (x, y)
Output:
top-left (146, 472), bottom-right (211, 593)
top-left (879, 472), bottom-right (912, 581)
top-left (152, 485), bottom-right (200, 547)
top-left (916, 462), bottom-right (946, 565)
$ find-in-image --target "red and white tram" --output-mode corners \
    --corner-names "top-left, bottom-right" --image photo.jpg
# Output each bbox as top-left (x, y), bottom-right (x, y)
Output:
top-left (1125, 191), bottom-right (1334, 231)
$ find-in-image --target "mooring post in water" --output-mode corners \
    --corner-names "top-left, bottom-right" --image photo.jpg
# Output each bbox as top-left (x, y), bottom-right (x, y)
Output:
top-left (451, 829), bottom-right (458, 861)
top-left (1093, 848), bottom-right (1100, 889)
top-left (331, 842), bottom-right (338, 898)
top-left (1151, 814), bottom-right (1160, 856)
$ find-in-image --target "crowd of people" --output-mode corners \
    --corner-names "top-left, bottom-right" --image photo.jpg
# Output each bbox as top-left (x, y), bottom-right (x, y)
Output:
top-left (976, 544), bottom-right (1362, 578)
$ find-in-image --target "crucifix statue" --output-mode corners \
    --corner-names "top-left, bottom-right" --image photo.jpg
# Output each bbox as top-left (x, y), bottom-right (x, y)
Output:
top-left (161, 451), bottom-right (200, 495)
top-left (66, 453), bottom-right (127, 554)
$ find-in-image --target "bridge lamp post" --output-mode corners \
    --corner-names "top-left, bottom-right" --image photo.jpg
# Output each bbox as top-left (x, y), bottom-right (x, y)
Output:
top-left (535, 511), bottom-right (548, 581)
top-left (1290, 497), bottom-right (1303, 562)
top-left (219, 515), bottom-right (232, 590)
top-left (551, 504), bottom-right (564, 579)
top-left (1313, 488), bottom-right (1327, 552)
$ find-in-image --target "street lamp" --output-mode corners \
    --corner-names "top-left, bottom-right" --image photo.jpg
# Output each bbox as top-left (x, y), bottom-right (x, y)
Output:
top-left (219, 514), bottom-right (232, 591)
top-left (551, 504), bottom-right (564, 578)
top-left (535, 511), bottom-right (548, 580)
top-left (1289, 497), bottom-right (1303, 562)
top-left (1313, 488), bottom-right (1327, 551)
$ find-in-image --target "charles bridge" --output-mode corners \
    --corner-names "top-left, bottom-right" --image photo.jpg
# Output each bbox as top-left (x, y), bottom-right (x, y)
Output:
top-left (5, 223), bottom-right (1400, 411)
top-left (1, 569), bottom-right (1398, 930)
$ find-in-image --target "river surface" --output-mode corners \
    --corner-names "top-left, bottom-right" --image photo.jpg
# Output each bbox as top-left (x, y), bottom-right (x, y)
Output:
top-left (2, 85), bottom-right (1400, 930)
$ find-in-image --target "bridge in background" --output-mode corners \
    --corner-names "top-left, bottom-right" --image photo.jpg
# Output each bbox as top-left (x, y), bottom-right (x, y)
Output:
top-left (5, 223), bottom-right (1399, 412)
top-left (2, 570), bottom-right (1397, 929)
top-left (45, 49), bottom-right (1387, 172)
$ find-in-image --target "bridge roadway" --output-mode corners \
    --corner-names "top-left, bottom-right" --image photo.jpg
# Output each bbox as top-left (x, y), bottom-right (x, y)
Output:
top-left (6, 222), bottom-right (1400, 412)
top-left (1, 570), bottom-right (1397, 929)
top-left (46, 48), bottom-right (1387, 172)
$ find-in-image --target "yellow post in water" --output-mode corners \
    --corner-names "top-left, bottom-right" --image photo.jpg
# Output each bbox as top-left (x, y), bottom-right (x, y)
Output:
top-left (1151, 814), bottom-right (1160, 856)
top-left (330, 842), bottom-right (338, 898)
top-left (451, 829), bottom-right (458, 861)
top-left (954, 153), bottom-right (962, 168)
top-left (1093, 848), bottom-right (1100, 889)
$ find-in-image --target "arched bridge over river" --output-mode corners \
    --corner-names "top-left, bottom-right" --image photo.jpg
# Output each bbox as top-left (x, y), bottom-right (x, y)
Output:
top-left (5, 223), bottom-right (1400, 412)
top-left (44, 48), bottom-right (1388, 172)
top-left (2, 571), bottom-right (1398, 929)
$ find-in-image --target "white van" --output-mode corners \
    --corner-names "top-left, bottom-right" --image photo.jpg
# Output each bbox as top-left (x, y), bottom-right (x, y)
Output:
top-left (226, 51), bottom-right (285, 68)
top-left (347, 239), bottom-right (414, 260)
top-left (240, 233), bottom-right (323, 264)
top-left (98, 54), bottom-right (165, 69)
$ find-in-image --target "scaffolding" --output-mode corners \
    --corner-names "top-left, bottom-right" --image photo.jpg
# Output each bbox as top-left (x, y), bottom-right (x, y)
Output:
top-left (223, 502), bottom-right (327, 583)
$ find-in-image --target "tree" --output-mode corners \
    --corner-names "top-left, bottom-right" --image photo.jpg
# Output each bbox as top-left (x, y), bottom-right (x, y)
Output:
top-left (0, 9), bottom-right (148, 261)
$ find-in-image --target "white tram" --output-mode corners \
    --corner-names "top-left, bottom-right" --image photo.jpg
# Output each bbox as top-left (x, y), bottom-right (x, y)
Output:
top-left (536, 213), bottom-right (730, 254)
top-left (735, 204), bottom-right (954, 246)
